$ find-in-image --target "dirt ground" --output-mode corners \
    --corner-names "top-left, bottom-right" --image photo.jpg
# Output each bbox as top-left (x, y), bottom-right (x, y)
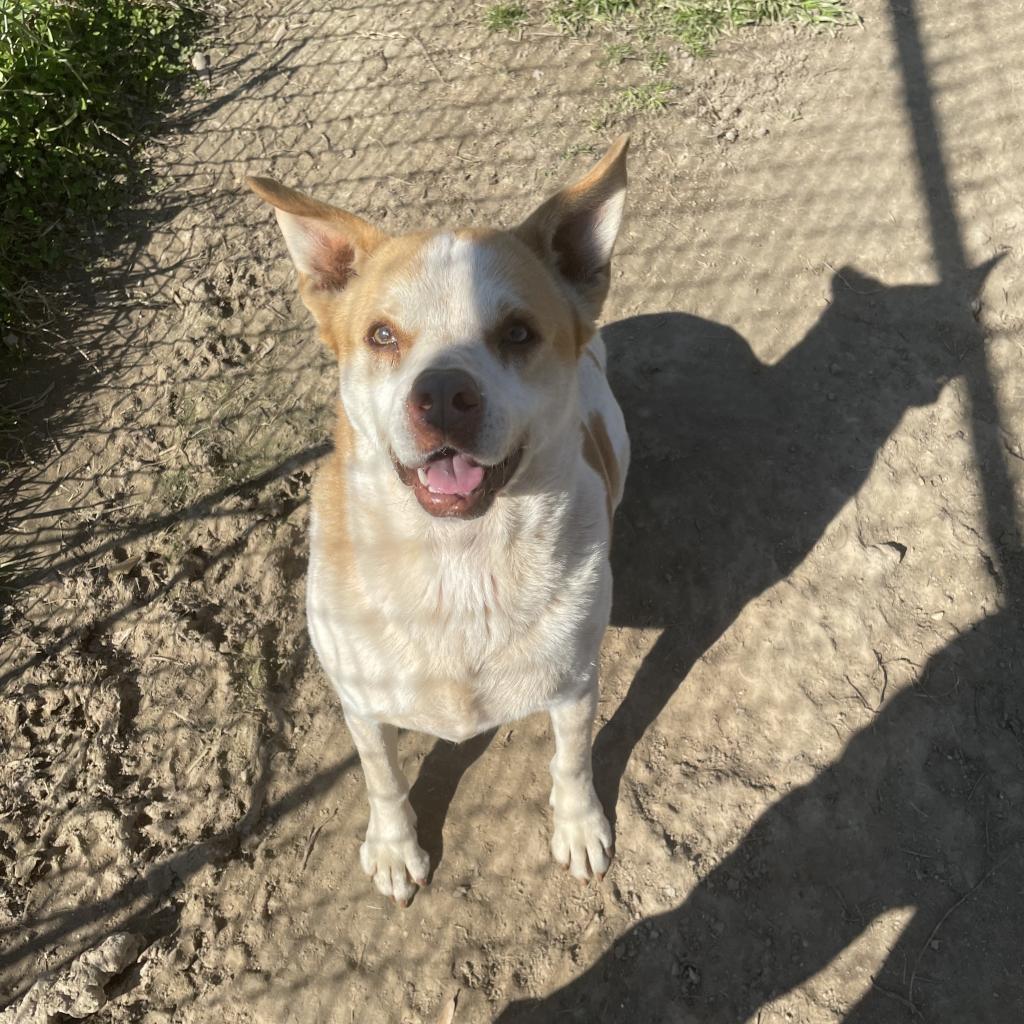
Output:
top-left (2, 0), bottom-right (1023, 1021)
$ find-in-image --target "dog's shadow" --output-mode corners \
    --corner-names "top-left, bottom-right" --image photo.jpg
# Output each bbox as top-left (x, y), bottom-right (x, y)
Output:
top-left (595, 264), bottom-right (993, 821)
top-left (409, 262), bottom-right (993, 873)
top-left (487, 261), bottom-right (1023, 1022)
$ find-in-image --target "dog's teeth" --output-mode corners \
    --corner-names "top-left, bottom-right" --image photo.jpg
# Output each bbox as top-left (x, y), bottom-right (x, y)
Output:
top-left (417, 468), bottom-right (429, 485)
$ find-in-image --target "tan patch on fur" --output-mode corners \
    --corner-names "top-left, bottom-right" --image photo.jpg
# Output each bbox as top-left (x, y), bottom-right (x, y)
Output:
top-left (311, 401), bottom-right (356, 583)
top-left (311, 232), bottom-right (436, 360)
top-left (249, 175), bottom-right (586, 367)
top-left (460, 228), bottom-right (582, 366)
top-left (571, 306), bottom-right (594, 357)
top-left (581, 412), bottom-right (620, 526)
top-left (249, 158), bottom-right (623, 364)
top-left (247, 177), bottom-right (435, 363)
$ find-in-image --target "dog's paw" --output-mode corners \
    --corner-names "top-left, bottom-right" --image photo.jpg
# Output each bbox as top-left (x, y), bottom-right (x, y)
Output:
top-left (360, 834), bottom-right (430, 906)
top-left (551, 806), bottom-right (614, 882)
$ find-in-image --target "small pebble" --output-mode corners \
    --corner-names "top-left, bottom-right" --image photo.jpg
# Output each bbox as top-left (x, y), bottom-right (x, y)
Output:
top-left (191, 51), bottom-right (212, 84)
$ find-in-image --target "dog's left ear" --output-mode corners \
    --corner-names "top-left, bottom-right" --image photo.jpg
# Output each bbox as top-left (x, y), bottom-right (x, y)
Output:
top-left (516, 135), bottom-right (629, 318)
top-left (246, 174), bottom-right (387, 304)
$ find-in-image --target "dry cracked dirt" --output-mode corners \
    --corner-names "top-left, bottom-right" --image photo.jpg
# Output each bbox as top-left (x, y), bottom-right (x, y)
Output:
top-left (1, 0), bottom-right (1023, 1021)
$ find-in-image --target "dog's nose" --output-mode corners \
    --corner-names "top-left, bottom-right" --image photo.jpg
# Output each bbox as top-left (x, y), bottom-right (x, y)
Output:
top-left (407, 368), bottom-right (483, 450)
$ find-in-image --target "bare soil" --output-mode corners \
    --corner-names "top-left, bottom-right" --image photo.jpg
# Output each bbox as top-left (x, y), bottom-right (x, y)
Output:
top-left (2, 1), bottom-right (1023, 1022)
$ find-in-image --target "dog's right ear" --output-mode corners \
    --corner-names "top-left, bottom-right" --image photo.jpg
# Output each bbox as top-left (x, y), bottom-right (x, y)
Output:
top-left (516, 135), bottom-right (629, 320)
top-left (246, 176), bottom-right (387, 301)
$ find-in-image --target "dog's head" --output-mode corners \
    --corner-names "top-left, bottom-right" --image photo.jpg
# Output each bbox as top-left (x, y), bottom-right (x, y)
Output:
top-left (248, 137), bottom-right (628, 519)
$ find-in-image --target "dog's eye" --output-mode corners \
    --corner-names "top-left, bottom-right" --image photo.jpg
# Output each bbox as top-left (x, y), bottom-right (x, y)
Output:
top-left (368, 323), bottom-right (396, 347)
top-left (503, 321), bottom-right (533, 345)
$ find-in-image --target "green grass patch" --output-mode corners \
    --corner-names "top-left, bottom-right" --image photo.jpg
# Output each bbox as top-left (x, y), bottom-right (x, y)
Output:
top-left (548, 0), bottom-right (642, 32)
top-left (669, 1), bottom-right (854, 55)
top-left (614, 81), bottom-right (672, 115)
top-left (603, 41), bottom-right (636, 64)
top-left (530, 1), bottom-right (856, 55)
top-left (0, 0), bottom-right (206, 336)
top-left (484, 3), bottom-right (529, 31)
top-left (646, 48), bottom-right (669, 72)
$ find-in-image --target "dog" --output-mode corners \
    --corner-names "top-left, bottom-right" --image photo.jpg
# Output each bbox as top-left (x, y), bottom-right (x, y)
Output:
top-left (247, 136), bottom-right (630, 905)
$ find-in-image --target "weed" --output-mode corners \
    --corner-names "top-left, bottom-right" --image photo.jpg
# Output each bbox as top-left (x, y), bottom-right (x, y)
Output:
top-left (671, 1), bottom-right (854, 54)
top-left (563, 141), bottom-right (598, 160)
top-left (548, 0), bottom-right (641, 32)
top-left (646, 48), bottom-right (669, 72)
top-left (671, 4), bottom-right (728, 56)
top-left (545, 0), bottom-right (855, 54)
top-left (484, 3), bottom-right (528, 31)
top-left (156, 467), bottom-right (191, 511)
top-left (0, 0), bottom-right (206, 336)
top-left (234, 636), bottom-right (268, 708)
top-left (615, 81), bottom-right (672, 114)
top-left (604, 42), bottom-right (635, 64)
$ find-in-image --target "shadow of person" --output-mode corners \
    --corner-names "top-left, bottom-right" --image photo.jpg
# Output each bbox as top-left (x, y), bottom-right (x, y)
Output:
top-left (499, 606), bottom-right (1024, 1022)
top-left (594, 261), bottom-right (998, 824)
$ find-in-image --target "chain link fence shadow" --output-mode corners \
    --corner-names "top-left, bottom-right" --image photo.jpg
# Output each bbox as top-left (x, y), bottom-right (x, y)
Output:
top-left (1, 0), bottom-right (1022, 1020)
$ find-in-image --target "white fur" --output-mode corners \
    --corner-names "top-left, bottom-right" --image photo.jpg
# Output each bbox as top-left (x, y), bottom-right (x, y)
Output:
top-left (340, 233), bottom-right (575, 471)
top-left (585, 188), bottom-right (626, 270)
top-left (306, 233), bottom-right (629, 902)
top-left (273, 209), bottom-right (331, 277)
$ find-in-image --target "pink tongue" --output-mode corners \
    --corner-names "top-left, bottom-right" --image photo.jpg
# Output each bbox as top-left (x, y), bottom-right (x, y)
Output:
top-left (424, 454), bottom-right (485, 495)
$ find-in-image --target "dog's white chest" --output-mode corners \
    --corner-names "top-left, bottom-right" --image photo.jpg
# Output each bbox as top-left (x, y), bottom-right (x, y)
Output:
top-left (306, 506), bottom-right (607, 741)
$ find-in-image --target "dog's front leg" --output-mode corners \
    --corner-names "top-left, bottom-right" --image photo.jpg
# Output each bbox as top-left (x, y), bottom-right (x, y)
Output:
top-left (343, 709), bottom-right (429, 906)
top-left (548, 683), bottom-right (613, 881)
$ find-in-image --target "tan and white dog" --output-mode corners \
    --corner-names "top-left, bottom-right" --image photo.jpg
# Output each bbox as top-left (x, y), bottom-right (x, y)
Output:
top-left (247, 137), bottom-right (630, 905)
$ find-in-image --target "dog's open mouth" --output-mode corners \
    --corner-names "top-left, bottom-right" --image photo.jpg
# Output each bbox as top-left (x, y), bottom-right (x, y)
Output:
top-left (394, 445), bottom-right (524, 518)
